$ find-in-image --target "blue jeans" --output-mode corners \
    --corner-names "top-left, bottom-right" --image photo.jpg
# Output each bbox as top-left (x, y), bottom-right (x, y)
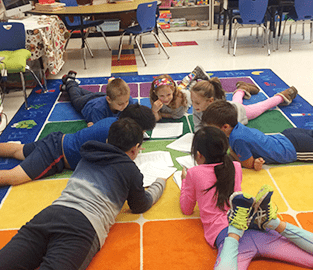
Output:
top-left (66, 80), bottom-right (106, 113)
top-left (0, 205), bottom-right (100, 270)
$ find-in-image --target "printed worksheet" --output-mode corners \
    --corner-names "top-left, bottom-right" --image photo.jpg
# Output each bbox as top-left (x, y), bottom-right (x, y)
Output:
top-left (166, 133), bottom-right (194, 152)
top-left (151, 122), bottom-right (183, 138)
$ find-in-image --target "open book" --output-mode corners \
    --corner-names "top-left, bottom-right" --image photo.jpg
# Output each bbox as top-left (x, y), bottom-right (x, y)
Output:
top-left (134, 151), bottom-right (177, 187)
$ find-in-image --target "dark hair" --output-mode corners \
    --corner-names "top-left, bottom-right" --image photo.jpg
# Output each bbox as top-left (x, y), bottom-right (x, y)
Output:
top-left (108, 118), bottom-right (143, 152)
top-left (191, 77), bottom-right (226, 101)
top-left (106, 78), bottom-right (130, 100)
top-left (119, 104), bottom-right (156, 131)
top-left (191, 126), bottom-right (235, 211)
top-left (201, 100), bottom-right (238, 128)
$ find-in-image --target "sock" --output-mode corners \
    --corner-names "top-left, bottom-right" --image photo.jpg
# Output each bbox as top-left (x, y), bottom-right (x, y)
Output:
top-left (178, 73), bottom-right (196, 89)
top-left (266, 218), bottom-right (280, 230)
top-left (228, 225), bottom-right (244, 238)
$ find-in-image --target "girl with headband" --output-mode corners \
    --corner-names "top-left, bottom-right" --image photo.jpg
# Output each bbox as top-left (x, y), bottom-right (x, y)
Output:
top-left (149, 66), bottom-right (210, 121)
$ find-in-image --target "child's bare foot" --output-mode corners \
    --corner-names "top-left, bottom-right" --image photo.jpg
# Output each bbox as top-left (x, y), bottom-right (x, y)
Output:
top-left (276, 86), bottom-right (298, 106)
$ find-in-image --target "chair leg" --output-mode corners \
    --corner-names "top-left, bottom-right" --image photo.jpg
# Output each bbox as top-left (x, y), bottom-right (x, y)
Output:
top-left (85, 39), bottom-right (94, 58)
top-left (280, 19), bottom-right (287, 44)
top-left (118, 33), bottom-right (126, 61)
top-left (19, 72), bottom-right (29, 110)
top-left (310, 21), bottom-right (313, 43)
top-left (83, 47), bottom-right (87, 69)
top-left (64, 31), bottom-right (73, 51)
top-left (264, 26), bottom-right (270, 56)
top-left (98, 28), bottom-right (112, 50)
top-left (289, 24), bottom-right (292, 52)
top-left (233, 27), bottom-right (238, 56)
top-left (158, 25), bottom-right (172, 46)
top-left (152, 32), bottom-right (170, 59)
top-left (25, 66), bottom-right (46, 93)
top-left (134, 36), bottom-right (147, 66)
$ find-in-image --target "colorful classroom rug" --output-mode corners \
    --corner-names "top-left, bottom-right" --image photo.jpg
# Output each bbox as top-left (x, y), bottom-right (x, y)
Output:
top-left (1, 69), bottom-right (313, 269)
top-left (111, 41), bottom-right (198, 77)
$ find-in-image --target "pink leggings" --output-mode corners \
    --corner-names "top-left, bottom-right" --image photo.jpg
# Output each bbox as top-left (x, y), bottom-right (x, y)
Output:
top-left (233, 90), bottom-right (284, 120)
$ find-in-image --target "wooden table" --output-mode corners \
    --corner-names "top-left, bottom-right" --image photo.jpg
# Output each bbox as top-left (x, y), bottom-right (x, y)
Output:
top-left (28, 0), bottom-right (156, 17)
top-left (28, 0), bottom-right (159, 68)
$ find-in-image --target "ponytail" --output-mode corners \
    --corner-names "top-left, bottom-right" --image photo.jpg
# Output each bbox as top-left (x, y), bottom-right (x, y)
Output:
top-left (204, 153), bottom-right (235, 211)
top-left (191, 126), bottom-right (235, 212)
top-left (191, 77), bottom-right (226, 101)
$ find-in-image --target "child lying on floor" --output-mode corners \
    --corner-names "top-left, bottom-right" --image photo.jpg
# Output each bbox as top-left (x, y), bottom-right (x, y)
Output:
top-left (180, 126), bottom-right (313, 269)
top-left (202, 100), bottom-right (313, 171)
top-left (0, 104), bottom-right (155, 186)
top-left (191, 78), bottom-right (298, 132)
top-left (61, 71), bottom-right (136, 127)
top-left (149, 66), bottom-right (209, 121)
top-left (0, 118), bottom-right (167, 270)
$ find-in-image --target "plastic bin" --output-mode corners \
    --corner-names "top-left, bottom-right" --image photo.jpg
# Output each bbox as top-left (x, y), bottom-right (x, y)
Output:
top-left (96, 20), bottom-right (120, 32)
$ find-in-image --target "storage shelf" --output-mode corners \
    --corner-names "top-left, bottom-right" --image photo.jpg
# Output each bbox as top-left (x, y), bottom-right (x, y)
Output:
top-left (158, 0), bottom-right (215, 29)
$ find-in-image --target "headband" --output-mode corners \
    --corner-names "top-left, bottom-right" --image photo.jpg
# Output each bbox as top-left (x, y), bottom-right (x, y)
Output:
top-left (153, 78), bottom-right (174, 89)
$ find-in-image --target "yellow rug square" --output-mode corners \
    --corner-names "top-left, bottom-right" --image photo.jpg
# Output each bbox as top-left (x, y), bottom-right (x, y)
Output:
top-left (241, 168), bottom-right (288, 213)
top-left (268, 165), bottom-right (313, 212)
top-left (143, 177), bottom-right (200, 220)
top-left (0, 179), bottom-right (68, 230)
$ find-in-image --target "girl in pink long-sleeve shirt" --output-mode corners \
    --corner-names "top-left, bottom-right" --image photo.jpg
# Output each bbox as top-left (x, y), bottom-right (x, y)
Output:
top-left (180, 126), bottom-right (313, 270)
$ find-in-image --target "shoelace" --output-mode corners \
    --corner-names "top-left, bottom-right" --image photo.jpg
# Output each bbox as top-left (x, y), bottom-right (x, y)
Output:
top-left (229, 206), bottom-right (250, 230)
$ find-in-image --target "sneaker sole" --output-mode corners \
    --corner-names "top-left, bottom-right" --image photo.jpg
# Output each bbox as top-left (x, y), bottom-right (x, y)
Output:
top-left (254, 185), bottom-right (274, 212)
top-left (195, 66), bottom-right (210, 81)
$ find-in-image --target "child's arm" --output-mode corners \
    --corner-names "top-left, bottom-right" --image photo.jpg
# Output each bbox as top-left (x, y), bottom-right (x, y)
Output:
top-left (152, 100), bottom-right (163, 121)
top-left (241, 156), bottom-right (265, 171)
top-left (180, 168), bottom-right (196, 215)
top-left (87, 122), bottom-right (94, 127)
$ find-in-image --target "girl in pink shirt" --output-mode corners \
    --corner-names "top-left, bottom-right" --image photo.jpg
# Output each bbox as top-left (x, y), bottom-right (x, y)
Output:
top-left (180, 126), bottom-right (313, 269)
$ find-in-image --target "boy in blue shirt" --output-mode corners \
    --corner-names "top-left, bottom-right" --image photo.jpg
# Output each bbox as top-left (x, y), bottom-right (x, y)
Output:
top-left (0, 118), bottom-right (166, 270)
top-left (201, 100), bottom-right (313, 171)
top-left (61, 71), bottom-right (135, 127)
top-left (0, 104), bottom-right (155, 186)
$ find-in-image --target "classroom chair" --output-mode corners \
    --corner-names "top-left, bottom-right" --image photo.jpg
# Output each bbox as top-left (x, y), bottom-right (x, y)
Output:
top-left (117, 1), bottom-right (170, 66)
top-left (0, 22), bottom-right (47, 110)
top-left (59, 0), bottom-right (111, 69)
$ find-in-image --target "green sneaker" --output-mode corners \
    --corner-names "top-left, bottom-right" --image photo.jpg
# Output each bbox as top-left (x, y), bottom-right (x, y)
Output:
top-left (227, 192), bottom-right (255, 230)
top-left (254, 185), bottom-right (278, 230)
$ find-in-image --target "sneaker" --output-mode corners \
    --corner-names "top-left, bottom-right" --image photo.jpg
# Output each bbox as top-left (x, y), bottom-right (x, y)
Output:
top-left (253, 185), bottom-right (278, 230)
top-left (276, 86), bottom-right (298, 106)
top-left (59, 70), bottom-right (77, 91)
top-left (192, 66), bottom-right (210, 81)
top-left (236, 81), bottom-right (260, 96)
top-left (227, 192), bottom-right (255, 230)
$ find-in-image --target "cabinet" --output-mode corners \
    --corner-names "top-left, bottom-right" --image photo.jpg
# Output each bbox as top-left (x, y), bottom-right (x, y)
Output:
top-left (159, 0), bottom-right (216, 30)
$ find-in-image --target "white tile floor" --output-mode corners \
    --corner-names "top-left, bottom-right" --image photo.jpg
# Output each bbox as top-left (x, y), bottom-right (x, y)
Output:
top-left (3, 26), bottom-right (313, 126)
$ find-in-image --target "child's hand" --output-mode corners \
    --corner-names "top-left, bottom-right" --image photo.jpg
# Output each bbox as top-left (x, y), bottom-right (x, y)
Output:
top-left (152, 100), bottom-right (163, 113)
top-left (254, 157), bottom-right (265, 171)
top-left (181, 166), bottom-right (187, 180)
top-left (87, 122), bottom-right (94, 127)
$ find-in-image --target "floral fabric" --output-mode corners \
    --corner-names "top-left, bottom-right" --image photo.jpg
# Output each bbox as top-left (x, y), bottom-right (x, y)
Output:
top-left (26, 15), bottom-right (69, 75)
